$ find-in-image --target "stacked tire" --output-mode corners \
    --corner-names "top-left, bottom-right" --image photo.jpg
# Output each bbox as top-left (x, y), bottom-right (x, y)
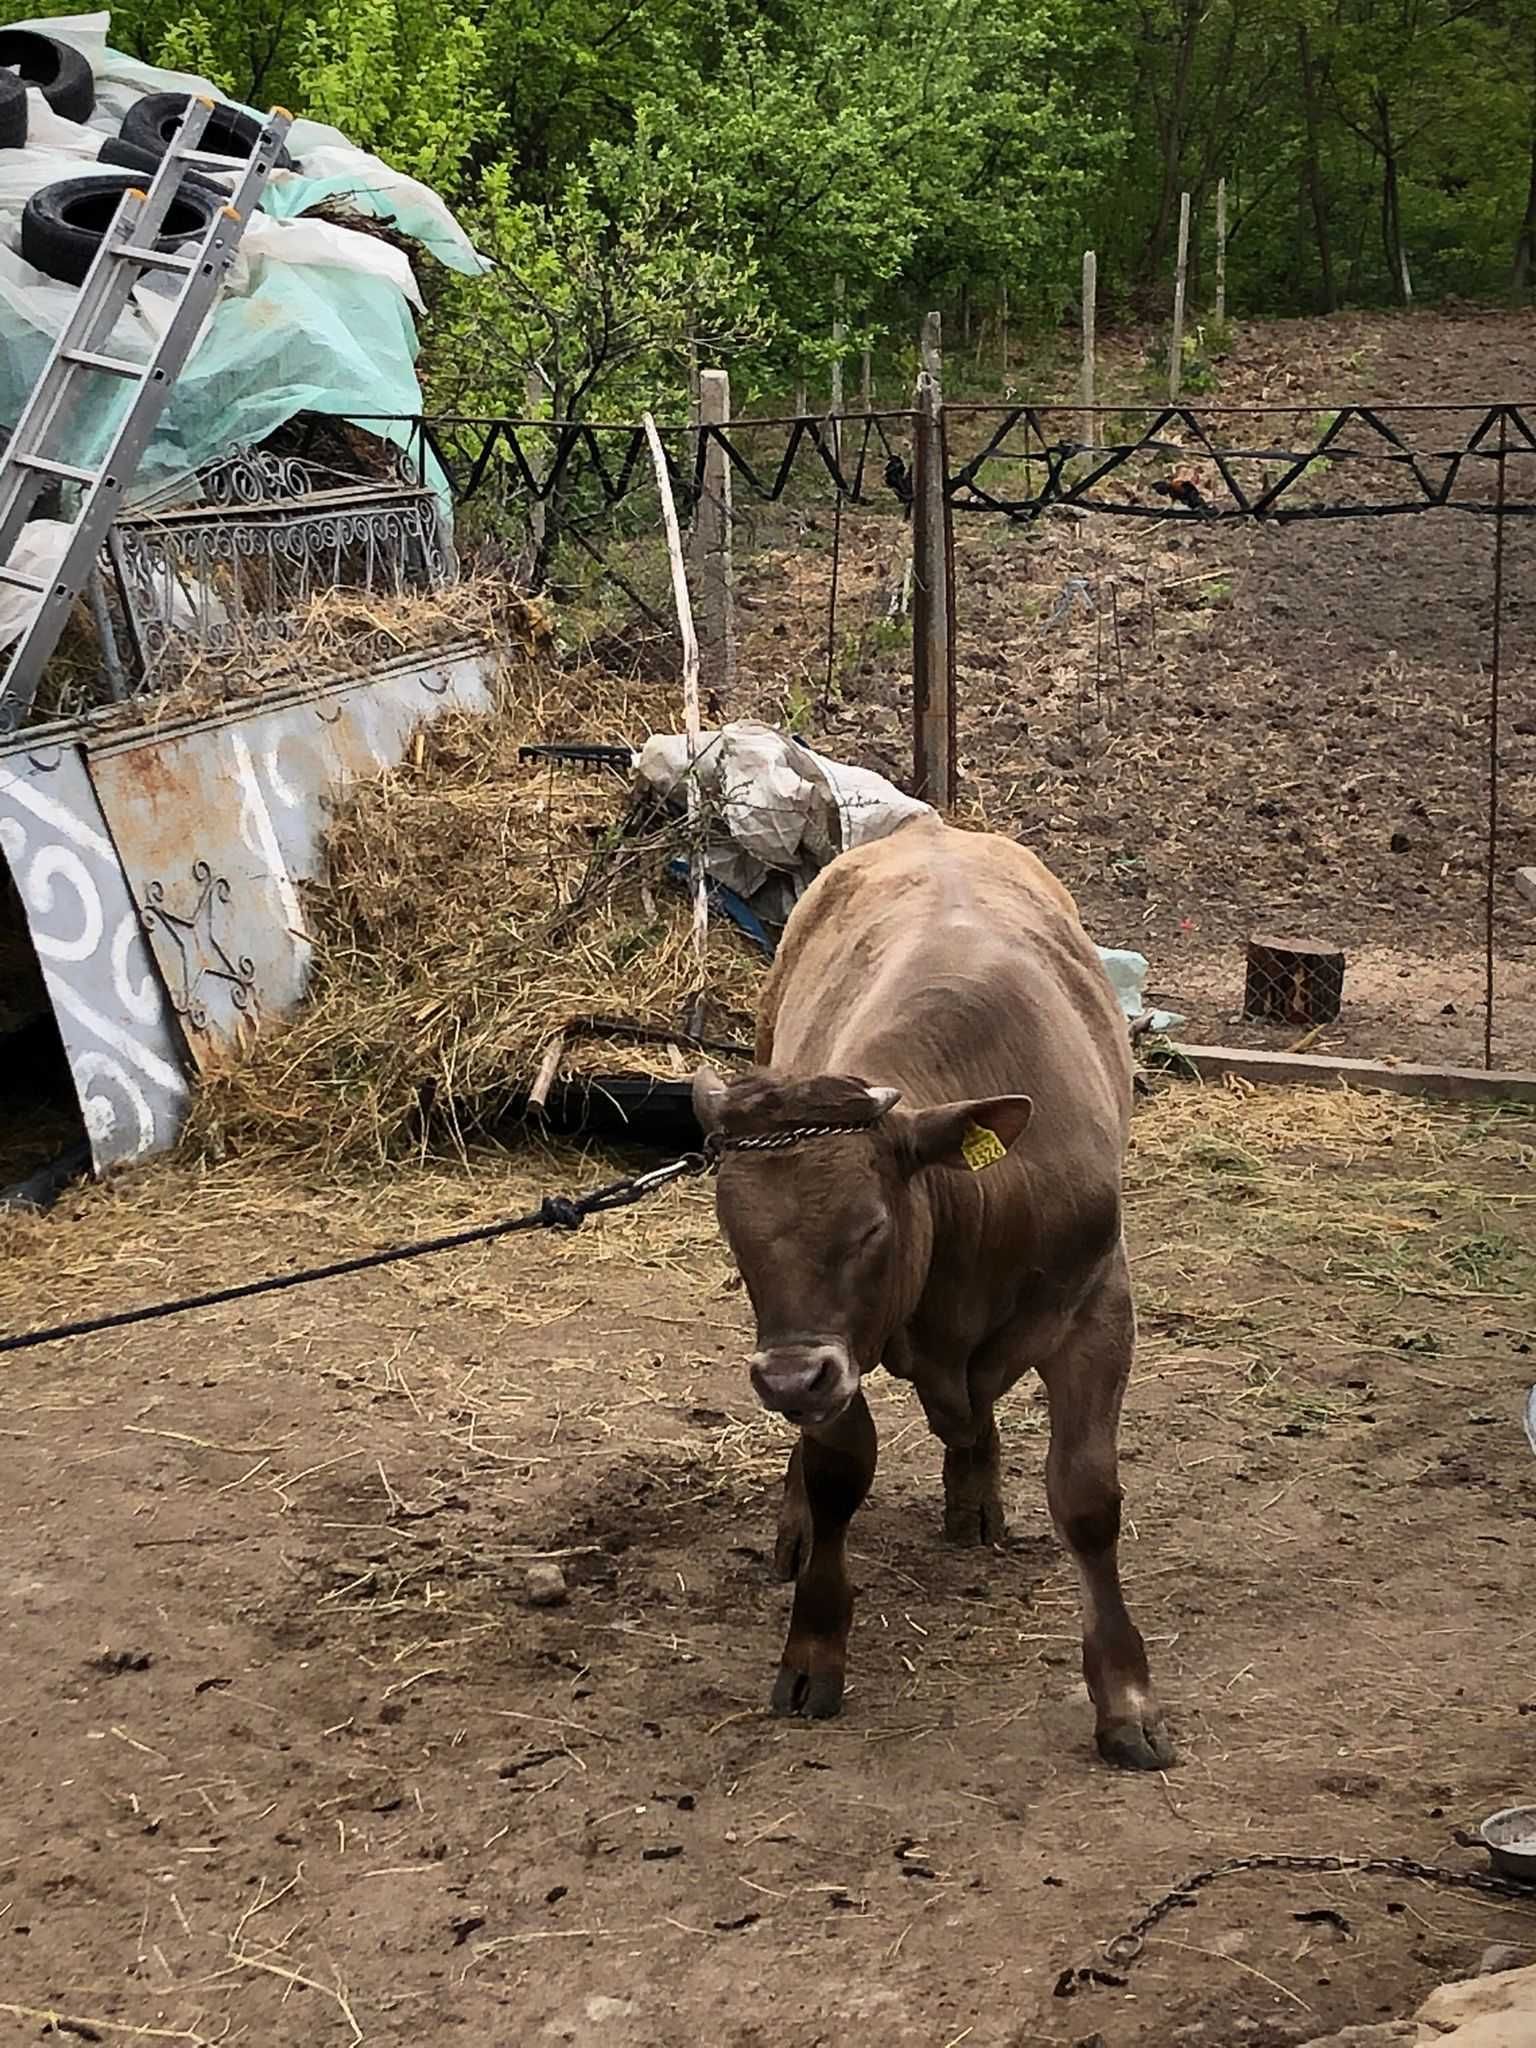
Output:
top-left (11, 74), bottom-right (291, 289)
top-left (0, 73), bottom-right (26, 151)
top-left (0, 28), bottom-right (95, 125)
top-left (20, 175), bottom-right (222, 288)
top-left (119, 93), bottom-right (293, 171)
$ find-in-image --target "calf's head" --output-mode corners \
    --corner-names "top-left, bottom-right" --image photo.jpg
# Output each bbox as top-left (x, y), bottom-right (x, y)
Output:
top-left (694, 1068), bottom-right (1032, 1428)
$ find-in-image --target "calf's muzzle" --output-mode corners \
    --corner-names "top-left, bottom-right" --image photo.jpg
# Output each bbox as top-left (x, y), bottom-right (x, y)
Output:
top-left (748, 1340), bottom-right (856, 1424)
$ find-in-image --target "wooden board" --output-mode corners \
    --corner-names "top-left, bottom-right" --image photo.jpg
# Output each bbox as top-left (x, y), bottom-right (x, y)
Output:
top-left (1155, 1043), bottom-right (1536, 1107)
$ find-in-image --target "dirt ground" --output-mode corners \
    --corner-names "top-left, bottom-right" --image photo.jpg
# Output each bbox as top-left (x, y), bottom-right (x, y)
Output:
top-left (722, 307), bottom-right (1536, 1070)
top-left (2, 1081), bottom-right (1534, 2046)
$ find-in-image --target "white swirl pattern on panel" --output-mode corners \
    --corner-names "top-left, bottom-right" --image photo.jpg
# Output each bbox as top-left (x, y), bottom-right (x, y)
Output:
top-left (0, 745), bottom-right (191, 1170)
top-left (110, 910), bottom-right (164, 1026)
top-left (25, 844), bottom-right (103, 963)
top-left (72, 1051), bottom-right (157, 1157)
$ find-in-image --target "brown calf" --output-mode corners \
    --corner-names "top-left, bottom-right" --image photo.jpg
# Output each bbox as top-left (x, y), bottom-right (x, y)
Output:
top-left (693, 816), bottom-right (1171, 1769)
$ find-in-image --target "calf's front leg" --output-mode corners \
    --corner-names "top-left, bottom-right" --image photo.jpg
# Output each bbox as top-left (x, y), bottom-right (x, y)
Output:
top-left (1039, 1266), bottom-right (1173, 1770)
top-left (771, 1390), bottom-right (877, 1719)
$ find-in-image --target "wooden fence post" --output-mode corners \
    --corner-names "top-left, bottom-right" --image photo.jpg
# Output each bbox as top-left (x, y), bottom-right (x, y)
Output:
top-left (1080, 249), bottom-right (1097, 453)
top-left (1000, 283), bottom-right (1009, 382)
top-left (1214, 177), bottom-right (1228, 323)
top-left (1169, 191), bottom-right (1191, 401)
top-left (912, 311), bottom-right (953, 807)
top-left (523, 366), bottom-right (549, 580)
top-left (830, 276), bottom-right (845, 415)
top-left (689, 368), bottom-right (736, 698)
top-left (861, 345), bottom-right (873, 412)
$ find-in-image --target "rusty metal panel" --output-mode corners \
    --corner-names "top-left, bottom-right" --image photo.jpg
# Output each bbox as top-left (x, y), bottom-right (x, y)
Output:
top-left (85, 646), bottom-right (495, 1073)
top-left (0, 741), bottom-right (192, 1171)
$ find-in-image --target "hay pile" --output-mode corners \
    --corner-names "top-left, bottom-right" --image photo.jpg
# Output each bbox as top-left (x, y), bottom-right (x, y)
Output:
top-left (131, 578), bottom-right (549, 723)
top-left (190, 657), bottom-right (766, 1171)
top-left (30, 575), bottom-right (550, 731)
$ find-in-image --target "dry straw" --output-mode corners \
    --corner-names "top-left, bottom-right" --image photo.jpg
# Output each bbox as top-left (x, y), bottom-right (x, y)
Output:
top-left (190, 597), bottom-right (765, 1174)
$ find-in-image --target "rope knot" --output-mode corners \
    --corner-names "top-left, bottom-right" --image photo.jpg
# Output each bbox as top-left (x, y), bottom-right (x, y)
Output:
top-left (539, 1195), bottom-right (585, 1232)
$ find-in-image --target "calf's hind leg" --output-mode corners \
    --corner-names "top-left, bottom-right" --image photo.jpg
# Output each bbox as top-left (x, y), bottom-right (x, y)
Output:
top-left (1038, 1266), bottom-right (1173, 1771)
top-left (942, 1412), bottom-right (1006, 1546)
top-left (771, 1390), bottom-right (877, 1719)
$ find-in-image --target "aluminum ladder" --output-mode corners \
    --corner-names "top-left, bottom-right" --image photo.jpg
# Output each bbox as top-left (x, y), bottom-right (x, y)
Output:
top-left (0, 96), bottom-right (292, 733)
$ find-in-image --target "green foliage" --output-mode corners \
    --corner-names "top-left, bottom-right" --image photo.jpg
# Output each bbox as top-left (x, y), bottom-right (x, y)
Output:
top-left (425, 139), bottom-right (764, 418)
top-left (295, 0), bottom-right (497, 188)
top-left (25, 0), bottom-right (1534, 416)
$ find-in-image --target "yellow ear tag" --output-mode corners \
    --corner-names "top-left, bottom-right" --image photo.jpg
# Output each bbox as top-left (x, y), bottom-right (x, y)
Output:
top-left (961, 1122), bottom-right (1007, 1172)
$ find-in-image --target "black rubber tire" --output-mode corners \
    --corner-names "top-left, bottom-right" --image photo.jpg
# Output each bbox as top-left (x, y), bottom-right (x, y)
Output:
top-left (97, 136), bottom-right (227, 202)
top-left (0, 71), bottom-right (27, 150)
top-left (20, 174), bottom-right (220, 290)
top-left (119, 91), bottom-right (294, 172)
top-left (0, 30), bottom-right (95, 125)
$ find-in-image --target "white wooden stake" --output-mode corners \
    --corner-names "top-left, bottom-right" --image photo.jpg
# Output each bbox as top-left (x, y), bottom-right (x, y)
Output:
top-left (1169, 191), bottom-right (1191, 402)
top-left (1000, 283), bottom-right (1009, 381)
top-left (642, 412), bottom-right (708, 987)
top-left (1080, 250), bottom-right (1097, 454)
top-left (1214, 177), bottom-right (1228, 324)
top-left (861, 345), bottom-right (873, 412)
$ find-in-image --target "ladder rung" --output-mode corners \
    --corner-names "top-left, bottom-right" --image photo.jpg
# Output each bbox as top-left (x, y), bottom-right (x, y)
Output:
top-left (171, 148), bottom-right (245, 171)
top-left (61, 347), bottom-right (141, 378)
top-left (0, 564), bottom-right (47, 595)
top-left (14, 454), bottom-right (96, 485)
top-left (112, 245), bottom-right (196, 274)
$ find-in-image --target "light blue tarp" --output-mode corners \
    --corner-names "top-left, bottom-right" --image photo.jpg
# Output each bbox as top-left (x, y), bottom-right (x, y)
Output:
top-left (0, 12), bottom-right (487, 500)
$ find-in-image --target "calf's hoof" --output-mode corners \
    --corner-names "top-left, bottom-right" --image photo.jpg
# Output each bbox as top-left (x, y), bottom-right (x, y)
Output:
top-left (1096, 1707), bottom-right (1176, 1772)
top-left (943, 1495), bottom-right (1007, 1547)
top-left (770, 1663), bottom-right (844, 1719)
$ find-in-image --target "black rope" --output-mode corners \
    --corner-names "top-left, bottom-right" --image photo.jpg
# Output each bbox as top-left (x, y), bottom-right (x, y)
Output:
top-left (0, 1154), bottom-right (710, 1358)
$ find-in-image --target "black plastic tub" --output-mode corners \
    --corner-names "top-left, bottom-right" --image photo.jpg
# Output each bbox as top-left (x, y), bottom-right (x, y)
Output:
top-left (514, 1075), bottom-right (704, 1151)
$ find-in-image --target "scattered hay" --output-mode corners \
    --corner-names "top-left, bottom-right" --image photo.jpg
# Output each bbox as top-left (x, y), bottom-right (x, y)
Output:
top-left (189, 657), bottom-right (766, 1173)
top-left (126, 576), bottom-right (552, 729)
top-left (29, 573), bottom-right (552, 734)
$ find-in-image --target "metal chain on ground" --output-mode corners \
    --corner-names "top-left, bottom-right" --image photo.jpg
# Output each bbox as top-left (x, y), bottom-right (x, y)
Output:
top-left (1090, 1851), bottom-right (1536, 1977)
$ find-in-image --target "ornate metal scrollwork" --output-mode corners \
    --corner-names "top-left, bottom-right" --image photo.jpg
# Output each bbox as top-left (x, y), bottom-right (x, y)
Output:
top-left (141, 859), bottom-right (257, 1033)
top-left (106, 443), bottom-right (452, 695)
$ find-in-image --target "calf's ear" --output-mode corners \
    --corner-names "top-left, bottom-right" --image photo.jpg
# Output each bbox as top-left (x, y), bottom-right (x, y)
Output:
top-left (900, 1095), bottom-right (1033, 1174)
top-left (693, 1067), bottom-right (729, 1133)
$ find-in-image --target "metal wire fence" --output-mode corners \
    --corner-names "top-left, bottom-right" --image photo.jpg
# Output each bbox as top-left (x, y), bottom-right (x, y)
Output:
top-left (344, 400), bottom-right (1531, 1076)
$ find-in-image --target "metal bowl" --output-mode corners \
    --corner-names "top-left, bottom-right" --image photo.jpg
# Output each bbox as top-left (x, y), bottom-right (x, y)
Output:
top-left (1481, 1806), bottom-right (1536, 1884)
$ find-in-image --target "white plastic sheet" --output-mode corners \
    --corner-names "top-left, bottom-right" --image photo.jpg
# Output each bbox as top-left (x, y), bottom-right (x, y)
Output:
top-left (0, 12), bottom-right (486, 496)
top-left (634, 720), bottom-right (932, 925)
top-left (635, 721), bottom-right (1188, 1026)
top-left (0, 518), bottom-right (68, 650)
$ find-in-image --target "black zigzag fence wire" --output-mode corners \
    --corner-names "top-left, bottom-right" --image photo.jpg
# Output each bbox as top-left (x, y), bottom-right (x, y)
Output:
top-left (944, 400), bottom-right (1536, 523)
top-left (332, 401), bottom-right (1536, 527)
top-left (323, 403), bottom-right (1530, 1075)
